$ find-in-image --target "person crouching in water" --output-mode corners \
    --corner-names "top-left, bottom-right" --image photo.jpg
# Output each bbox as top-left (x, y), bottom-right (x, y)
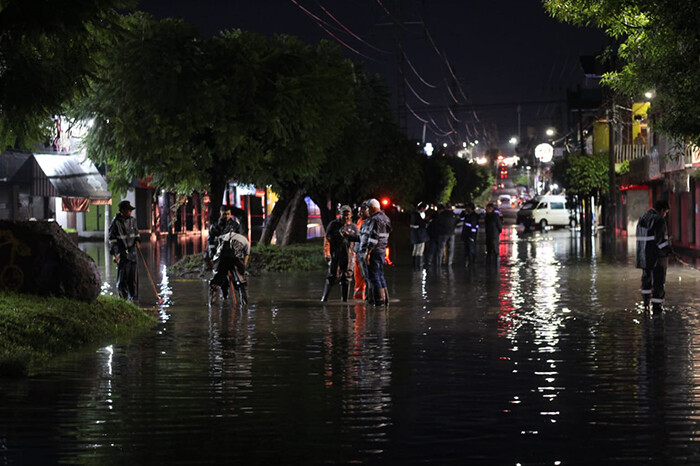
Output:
top-left (209, 231), bottom-right (250, 305)
top-left (322, 205), bottom-right (359, 302)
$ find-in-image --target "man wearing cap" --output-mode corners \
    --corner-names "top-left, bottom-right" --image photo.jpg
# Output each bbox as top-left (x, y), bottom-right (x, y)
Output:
top-left (207, 205), bottom-right (242, 300)
top-left (322, 205), bottom-right (359, 301)
top-left (636, 199), bottom-right (674, 313)
top-left (362, 198), bottom-right (392, 305)
top-left (109, 200), bottom-right (141, 301)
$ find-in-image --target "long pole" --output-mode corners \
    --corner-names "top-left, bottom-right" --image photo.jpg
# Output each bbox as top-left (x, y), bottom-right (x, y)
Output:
top-left (136, 243), bottom-right (163, 303)
top-left (607, 106), bottom-right (617, 238)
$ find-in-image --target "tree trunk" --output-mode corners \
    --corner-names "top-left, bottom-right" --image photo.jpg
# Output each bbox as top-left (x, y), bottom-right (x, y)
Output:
top-left (259, 194), bottom-right (292, 245)
top-left (276, 188), bottom-right (307, 246)
top-left (208, 169), bottom-right (227, 226)
top-left (308, 192), bottom-right (336, 231)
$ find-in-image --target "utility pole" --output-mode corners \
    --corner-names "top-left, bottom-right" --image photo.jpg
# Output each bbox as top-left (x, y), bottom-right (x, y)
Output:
top-left (606, 103), bottom-right (617, 239)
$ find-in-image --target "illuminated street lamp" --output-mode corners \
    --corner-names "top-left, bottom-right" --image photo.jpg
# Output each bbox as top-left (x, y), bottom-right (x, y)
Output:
top-left (545, 128), bottom-right (555, 137)
top-left (509, 136), bottom-right (518, 145)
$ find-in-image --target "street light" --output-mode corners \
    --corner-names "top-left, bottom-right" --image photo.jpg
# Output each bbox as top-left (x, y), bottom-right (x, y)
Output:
top-left (509, 136), bottom-right (518, 145)
top-left (545, 128), bottom-right (555, 137)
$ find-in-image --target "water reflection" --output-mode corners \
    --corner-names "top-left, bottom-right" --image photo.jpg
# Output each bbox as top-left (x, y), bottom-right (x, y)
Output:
top-left (4, 231), bottom-right (700, 463)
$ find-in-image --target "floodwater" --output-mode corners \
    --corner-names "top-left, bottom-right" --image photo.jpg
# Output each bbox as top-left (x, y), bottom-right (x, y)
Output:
top-left (3, 227), bottom-right (700, 464)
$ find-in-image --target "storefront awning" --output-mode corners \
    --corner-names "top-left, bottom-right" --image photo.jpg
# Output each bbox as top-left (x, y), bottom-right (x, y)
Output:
top-left (33, 154), bottom-right (111, 200)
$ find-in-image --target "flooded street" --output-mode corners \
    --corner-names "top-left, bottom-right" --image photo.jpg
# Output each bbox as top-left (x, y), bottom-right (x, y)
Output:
top-left (4, 227), bottom-right (700, 464)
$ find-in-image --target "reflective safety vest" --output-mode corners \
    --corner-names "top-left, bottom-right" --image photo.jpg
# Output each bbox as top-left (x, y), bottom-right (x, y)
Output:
top-left (635, 208), bottom-right (671, 269)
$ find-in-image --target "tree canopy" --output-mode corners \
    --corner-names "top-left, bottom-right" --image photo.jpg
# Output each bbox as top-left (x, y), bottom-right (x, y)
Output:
top-left (0, 0), bottom-right (134, 149)
top-left (544, 0), bottom-right (700, 142)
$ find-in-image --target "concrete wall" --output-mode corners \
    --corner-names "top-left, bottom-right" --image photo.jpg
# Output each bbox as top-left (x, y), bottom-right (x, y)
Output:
top-left (626, 189), bottom-right (650, 236)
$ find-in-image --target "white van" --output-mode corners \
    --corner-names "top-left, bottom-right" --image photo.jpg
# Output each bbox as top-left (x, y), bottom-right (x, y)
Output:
top-left (516, 195), bottom-right (573, 230)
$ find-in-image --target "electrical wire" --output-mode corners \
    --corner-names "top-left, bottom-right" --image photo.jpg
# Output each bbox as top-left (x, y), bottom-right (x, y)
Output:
top-left (316, 1), bottom-right (391, 55)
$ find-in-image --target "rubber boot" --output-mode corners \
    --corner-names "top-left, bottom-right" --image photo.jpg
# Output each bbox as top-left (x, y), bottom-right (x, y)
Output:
top-left (643, 295), bottom-right (650, 311)
top-left (321, 279), bottom-right (333, 302)
top-left (365, 282), bottom-right (375, 305)
top-left (382, 287), bottom-right (389, 306)
top-left (375, 288), bottom-right (385, 307)
top-left (341, 283), bottom-right (349, 302)
top-left (652, 302), bottom-right (663, 314)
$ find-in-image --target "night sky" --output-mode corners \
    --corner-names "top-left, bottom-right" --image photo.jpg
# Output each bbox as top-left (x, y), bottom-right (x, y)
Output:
top-left (136, 0), bottom-right (608, 150)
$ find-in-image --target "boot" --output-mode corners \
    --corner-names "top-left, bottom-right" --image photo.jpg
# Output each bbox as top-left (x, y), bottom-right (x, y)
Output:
top-left (321, 279), bottom-right (333, 302)
top-left (341, 283), bottom-right (349, 302)
top-left (365, 284), bottom-right (375, 305)
top-left (375, 288), bottom-right (385, 307)
top-left (643, 295), bottom-right (650, 311)
top-left (652, 302), bottom-right (663, 314)
top-left (382, 287), bottom-right (389, 306)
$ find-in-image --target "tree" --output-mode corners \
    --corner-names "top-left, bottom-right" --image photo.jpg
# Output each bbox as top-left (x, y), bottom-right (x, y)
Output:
top-left (544, 0), bottom-right (700, 142)
top-left (0, 0), bottom-right (134, 149)
top-left (444, 157), bottom-right (493, 204)
top-left (552, 151), bottom-right (609, 234)
top-left (306, 71), bottom-right (423, 229)
top-left (78, 14), bottom-right (356, 233)
top-left (422, 158), bottom-right (457, 205)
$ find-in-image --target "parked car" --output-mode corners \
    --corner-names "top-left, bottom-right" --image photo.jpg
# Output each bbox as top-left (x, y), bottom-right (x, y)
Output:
top-left (516, 195), bottom-right (575, 231)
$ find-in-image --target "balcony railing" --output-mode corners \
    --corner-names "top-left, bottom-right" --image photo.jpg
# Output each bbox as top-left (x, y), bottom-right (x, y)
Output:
top-left (614, 144), bottom-right (647, 163)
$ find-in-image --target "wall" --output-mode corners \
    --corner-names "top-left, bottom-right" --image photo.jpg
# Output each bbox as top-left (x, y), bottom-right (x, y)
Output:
top-left (626, 189), bottom-right (650, 235)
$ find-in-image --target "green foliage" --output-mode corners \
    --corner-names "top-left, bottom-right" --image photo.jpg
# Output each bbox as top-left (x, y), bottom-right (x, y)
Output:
top-left (0, 292), bottom-right (156, 376)
top-left (444, 157), bottom-right (494, 204)
top-left (615, 159), bottom-right (630, 174)
top-left (168, 239), bottom-right (327, 277)
top-left (554, 152), bottom-right (610, 199)
top-left (249, 241), bottom-right (328, 274)
top-left (544, 0), bottom-right (700, 143)
top-left (515, 174), bottom-right (530, 187)
top-left (78, 14), bottom-right (357, 199)
top-left (0, 0), bottom-right (135, 149)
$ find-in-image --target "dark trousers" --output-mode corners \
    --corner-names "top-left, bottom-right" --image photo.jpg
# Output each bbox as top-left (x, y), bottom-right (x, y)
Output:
top-left (210, 256), bottom-right (246, 296)
top-left (486, 237), bottom-right (499, 256)
top-left (367, 250), bottom-right (387, 290)
top-left (641, 257), bottom-right (667, 304)
top-left (464, 238), bottom-right (477, 264)
top-left (327, 250), bottom-right (353, 285)
top-left (117, 259), bottom-right (138, 301)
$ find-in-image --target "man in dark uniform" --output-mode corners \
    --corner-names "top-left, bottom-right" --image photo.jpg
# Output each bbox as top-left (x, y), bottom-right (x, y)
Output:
top-left (484, 202), bottom-right (502, 260)
top-left (322, 205), bottom-right (359, 302)
top-left (460, 202), bottom-right (480, 266)
top-left (210, 231), bottom-right (250, 305)
top-left (208, 205), bottom-right (241, 300)
top-left (362, 198), bottom-right (392, 306)
top-left (636, 199), bottom-right (673, 313)
top-left (109, 200), bottom-right (140, 301)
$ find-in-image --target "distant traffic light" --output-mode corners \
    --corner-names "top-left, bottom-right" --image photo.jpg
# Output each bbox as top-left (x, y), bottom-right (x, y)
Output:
top-left (381, 197), bottom-right (391, 207)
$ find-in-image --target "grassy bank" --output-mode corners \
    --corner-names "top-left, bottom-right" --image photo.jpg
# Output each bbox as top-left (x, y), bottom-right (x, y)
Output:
top-left (0, 293), bottom-right (157, 376)
top-left (169, 238), bottom-right (327, 278)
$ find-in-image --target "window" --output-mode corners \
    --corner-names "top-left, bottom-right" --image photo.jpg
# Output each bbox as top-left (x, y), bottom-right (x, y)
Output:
top-left (551, 202), bottom-right (564, 210)
top-left (537, 203), bottom-right (548, 209)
